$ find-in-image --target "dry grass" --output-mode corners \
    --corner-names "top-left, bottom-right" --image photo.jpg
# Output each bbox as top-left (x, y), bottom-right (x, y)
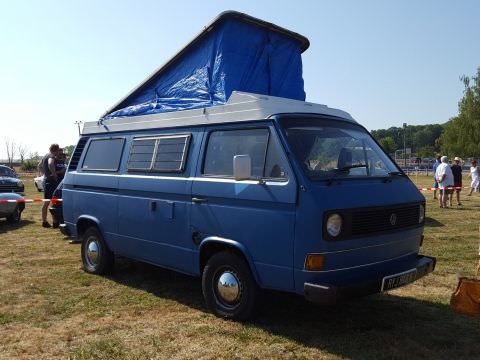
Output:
top-left (0, 175), bottom-right (479, 359)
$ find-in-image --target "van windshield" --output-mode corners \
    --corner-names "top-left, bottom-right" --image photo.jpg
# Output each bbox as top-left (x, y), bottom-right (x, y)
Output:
top-left (280, 117), bottom-right (400, 180)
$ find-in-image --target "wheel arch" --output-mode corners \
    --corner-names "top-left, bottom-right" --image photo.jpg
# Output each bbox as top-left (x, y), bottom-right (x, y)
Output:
top-left (199, 236), bottom-right (261, 287)
top-left (76, 216), bottom-right (102, 238)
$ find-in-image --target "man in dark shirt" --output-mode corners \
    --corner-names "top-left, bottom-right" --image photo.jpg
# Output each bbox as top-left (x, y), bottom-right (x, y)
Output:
top-left (50, 148), bottom-right (67, 228)
top-left (450, 156), bottom-right (463, 206)
top-left (54, 148), bottom-right (66, 183)
top-left (41, 144), bottom-right (60, 227)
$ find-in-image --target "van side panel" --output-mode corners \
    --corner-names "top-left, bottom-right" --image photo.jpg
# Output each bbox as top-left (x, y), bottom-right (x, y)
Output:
top-left (64, 135), bottom-right (123, 243)
top-left (113, 128), bottom-right (204, 275)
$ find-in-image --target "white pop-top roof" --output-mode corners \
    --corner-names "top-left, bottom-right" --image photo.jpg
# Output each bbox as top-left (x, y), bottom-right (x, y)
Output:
top-left (81, 92), bottom-right (355, 135)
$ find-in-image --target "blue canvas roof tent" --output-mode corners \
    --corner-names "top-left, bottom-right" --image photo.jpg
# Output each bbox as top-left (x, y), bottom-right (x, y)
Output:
top-left (102, 11), bottom-right (310, 120)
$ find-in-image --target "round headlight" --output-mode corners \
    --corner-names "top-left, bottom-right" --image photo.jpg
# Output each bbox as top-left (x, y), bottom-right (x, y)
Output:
top-left (326, 213), bottom-right (342, 237)
top-left (419, 204), bottom-right (425, 223)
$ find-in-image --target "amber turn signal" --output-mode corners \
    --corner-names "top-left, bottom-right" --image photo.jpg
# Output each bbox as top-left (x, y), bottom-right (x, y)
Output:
top-left (305, 254), bottom-right (325, 271)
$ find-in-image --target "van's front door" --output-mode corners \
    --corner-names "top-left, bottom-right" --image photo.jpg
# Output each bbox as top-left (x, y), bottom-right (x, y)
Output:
top-left (190, 124), bottom-right (297, 291)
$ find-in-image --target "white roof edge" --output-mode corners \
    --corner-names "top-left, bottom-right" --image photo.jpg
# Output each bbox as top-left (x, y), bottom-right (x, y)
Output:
top-left (81, 92), bottom-right (355, 135)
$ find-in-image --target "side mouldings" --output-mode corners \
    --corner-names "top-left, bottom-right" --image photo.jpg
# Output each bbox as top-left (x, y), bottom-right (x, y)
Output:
top-left (197, 236), bottom-right (262, 286)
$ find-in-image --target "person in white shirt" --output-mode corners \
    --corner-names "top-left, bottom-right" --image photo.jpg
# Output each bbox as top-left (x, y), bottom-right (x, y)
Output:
top-left (435, 156), bottom-right (454, 208)
top-left (467, 159), bottom-right (480, 196)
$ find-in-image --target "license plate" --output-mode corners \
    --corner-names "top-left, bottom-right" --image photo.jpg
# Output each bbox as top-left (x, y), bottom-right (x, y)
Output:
top-left (381, 268), bottom-right (417, 291)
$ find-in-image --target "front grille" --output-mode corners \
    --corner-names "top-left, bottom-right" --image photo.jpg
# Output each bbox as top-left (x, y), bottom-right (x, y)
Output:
top-left (351, 204), bottom-right (420, 236)
top-left (0, 184), bottom-right (18, 191)
top-left (324, 203), bottom-right (423, 240)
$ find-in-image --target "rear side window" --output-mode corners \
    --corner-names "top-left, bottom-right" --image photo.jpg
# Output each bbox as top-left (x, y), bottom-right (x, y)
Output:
top-left (127, 134), bottom-right (191, 172)
top-left (82, 138), bottom-right (125, 171)
top-left (203, 128), bottom-right (272, 177)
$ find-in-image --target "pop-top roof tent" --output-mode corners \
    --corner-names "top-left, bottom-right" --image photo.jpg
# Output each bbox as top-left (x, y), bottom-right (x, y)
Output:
top-left (84, 11), bottom-right (354, 135)
top-left (101, 11), bottom-right (310, 120)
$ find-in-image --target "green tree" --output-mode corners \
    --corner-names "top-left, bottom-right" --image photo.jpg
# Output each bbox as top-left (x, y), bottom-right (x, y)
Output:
top-left (372, 124), bottom-right (442, 154)
top-left (20, 159), bottom-right (38, 172)
top-left (416, 145), bottom-right (436, 158)
top-left (378, 136), bottom-right (396, 154)
top-left (439, 67), bottom-right (480, 157)
top-left (63, 145), bottom-right (75, 157)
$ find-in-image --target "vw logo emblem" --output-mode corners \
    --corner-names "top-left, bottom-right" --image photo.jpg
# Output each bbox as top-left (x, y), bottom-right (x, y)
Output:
top-left (389, 213), bottom-right (397, 225)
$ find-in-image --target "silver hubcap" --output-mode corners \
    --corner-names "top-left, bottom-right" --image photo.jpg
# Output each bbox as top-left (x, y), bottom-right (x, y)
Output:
top-left (85, 238), bottom-right (100, 267)
top-left (216, 271), bottom-right (241, 304)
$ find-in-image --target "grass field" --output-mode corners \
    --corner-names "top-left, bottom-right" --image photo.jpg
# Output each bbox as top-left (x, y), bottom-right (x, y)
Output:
top-left (1, 174), bottom-right (479, 359)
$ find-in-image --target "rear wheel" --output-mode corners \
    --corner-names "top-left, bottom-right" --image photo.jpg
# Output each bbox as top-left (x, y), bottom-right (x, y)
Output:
top-left (81, 226), bottom-right (114, 274)
top-left (202, 251), bottom-right (258, 321)
top-left (6, 207), bottom-right (21, 223)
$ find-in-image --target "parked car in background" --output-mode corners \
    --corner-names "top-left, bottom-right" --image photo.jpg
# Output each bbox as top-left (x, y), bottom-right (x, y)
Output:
top-left (0, 192), bottom-right (24, 223)
top-left (0, 165), bottom-right (25, 223)
top-left (0, 165), bottom-right (24, 194)
top-left (34, 175), bottom-right (44, 192)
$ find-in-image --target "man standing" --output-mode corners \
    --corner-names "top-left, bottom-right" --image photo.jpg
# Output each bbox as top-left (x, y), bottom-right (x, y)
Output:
top-left (41, 144), bottom-right (60, 227)
top-left (432, 154), bottom-right (441, 200)
top-left (54, 148), bottom-right (66, 183)
top-left (450, 157), bottom-right (463, 206)
top-left (435, 155), bottom-right (454, 208)
top-left (467, 159), bottom-right (480, 196)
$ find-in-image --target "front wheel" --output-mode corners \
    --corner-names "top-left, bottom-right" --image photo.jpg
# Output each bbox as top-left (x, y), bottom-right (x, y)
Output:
top-left (202, 251), bottom-right (258, 321)
top-left (81, 226), bottom-right (114, 274)
top-left (6, 207), bottom-right (21, 223)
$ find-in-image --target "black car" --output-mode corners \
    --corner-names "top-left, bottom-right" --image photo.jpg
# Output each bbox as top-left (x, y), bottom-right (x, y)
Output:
top-left (0, 165), bottom-right (24, 194)
top-left (48, 181), bottom-right (67, 233)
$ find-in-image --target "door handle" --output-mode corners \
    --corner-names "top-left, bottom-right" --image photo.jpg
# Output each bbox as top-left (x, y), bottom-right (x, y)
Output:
top-left (149, 200), bottom-right (156, 211)
top-left (192, 197), bottom-right (208, 204)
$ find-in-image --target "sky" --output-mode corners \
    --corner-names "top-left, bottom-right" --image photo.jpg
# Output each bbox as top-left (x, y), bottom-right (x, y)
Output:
top-left (0, 0), bottom-right (479, 159)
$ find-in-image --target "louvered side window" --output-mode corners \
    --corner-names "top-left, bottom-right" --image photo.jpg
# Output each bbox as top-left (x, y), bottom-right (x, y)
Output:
top-left (127, 134), bottom-right (191, 173)
top-left (67, 137), bottom-right (89, 171)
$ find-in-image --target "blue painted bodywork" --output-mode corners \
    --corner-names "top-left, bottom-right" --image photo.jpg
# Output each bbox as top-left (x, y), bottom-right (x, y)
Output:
top-left (63, 115), bottom-right (428, 298)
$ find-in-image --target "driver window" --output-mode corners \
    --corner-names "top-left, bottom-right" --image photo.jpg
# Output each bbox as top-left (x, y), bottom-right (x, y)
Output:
top-left (264, 137), bottom-right (287, 179)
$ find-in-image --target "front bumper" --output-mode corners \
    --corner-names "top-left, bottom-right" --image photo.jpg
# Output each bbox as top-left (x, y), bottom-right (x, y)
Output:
top-left (304, 255), bottom-right (436, 305)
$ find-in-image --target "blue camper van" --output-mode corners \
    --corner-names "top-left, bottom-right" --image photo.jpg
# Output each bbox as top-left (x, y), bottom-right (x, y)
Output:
top-left (62, 12), bottom-right (435, 320)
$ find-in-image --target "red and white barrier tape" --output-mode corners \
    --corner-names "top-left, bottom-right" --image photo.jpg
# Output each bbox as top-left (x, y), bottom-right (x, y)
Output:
top-left (417, 186), bottom-right (469, 191)
top-left (0, 198), bottom-right (62, 204)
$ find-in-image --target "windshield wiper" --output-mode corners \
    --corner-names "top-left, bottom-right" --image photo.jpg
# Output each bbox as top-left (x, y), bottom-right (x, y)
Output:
top-left (388, 171), bottom-right (405, 177)
top-left (325, 164), bottom-right (367, 185)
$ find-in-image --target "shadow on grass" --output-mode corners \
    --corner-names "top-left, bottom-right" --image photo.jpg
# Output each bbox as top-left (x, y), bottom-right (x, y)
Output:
top-left (111, 257), bottom-right (204, 310)
top-left (108, 258), bottom-right (480, 359)
top-left (424, 216), bottom-right (444, 227)
top-left (254, 291), bottom-right (480, 359)
top-left (0, 219), bottom-right (35, 234)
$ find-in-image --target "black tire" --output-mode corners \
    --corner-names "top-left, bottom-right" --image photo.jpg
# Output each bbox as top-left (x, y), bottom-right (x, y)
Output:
top-left (6, 207), bottom-right (21, 224)
top-left (81, 226), bottom-right (114, 275)
top-left (202, 251), bottom-right (258, 321)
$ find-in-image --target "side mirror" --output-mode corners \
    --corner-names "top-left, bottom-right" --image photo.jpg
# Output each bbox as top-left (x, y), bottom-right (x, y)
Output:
top-left (233, 155), bottom-right (252, 181)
